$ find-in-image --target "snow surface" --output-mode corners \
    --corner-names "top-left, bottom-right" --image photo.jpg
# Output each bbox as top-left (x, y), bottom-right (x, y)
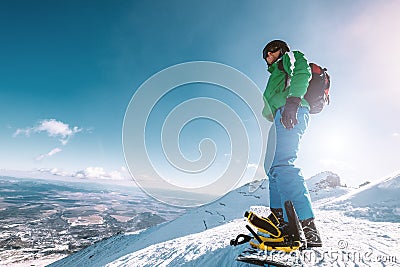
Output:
top-left (48, 173), bottom-right (400, 267)
top-left (323, 173), bottom-right (400, 222)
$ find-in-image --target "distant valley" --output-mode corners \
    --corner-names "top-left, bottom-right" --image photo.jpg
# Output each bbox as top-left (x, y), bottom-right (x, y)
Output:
top-left (0, 176), bottom-right (185, 266)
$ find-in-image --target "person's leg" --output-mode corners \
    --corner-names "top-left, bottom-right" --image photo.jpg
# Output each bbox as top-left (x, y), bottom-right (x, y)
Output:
top-left (268, 107), bottom-right (314, 221)
top-left (265, 123), bottom-right (282, 212)
top-left (267, 107), bottom-right (322, 247)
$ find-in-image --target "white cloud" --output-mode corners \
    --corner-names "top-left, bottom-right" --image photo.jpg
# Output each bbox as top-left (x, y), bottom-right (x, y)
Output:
top-left (109, 170), bottom-right (124, 180)
top-left (83, 167), bottom-right (108, 179)
top-left (392, 133), bottom-right (400, 138)
top-left (38, 166), bottom-right (130, 181)
top-left (45, 168), bottom-right (72, 177)
top-left (35, 148), bottom-right (62, 161)
top-left (13, 119), bottom-right (82, 145)
top-left (13, 128), bottom-right (31, 137)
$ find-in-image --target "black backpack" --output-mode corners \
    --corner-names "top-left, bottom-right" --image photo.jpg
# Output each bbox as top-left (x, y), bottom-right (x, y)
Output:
top-left (278, 60), bottom-right (331, 114)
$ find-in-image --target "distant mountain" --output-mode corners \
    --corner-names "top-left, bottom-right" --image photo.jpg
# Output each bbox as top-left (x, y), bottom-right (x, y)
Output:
top-left (307, 171), bottom-right (342, 189)
top-left (306, 171), bottom-right (352, 202)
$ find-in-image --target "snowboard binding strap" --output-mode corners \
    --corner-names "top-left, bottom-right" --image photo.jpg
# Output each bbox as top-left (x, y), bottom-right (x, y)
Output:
top-left (230, 234), bottom-right (252, 246)
top-left (231, 201), bottom-right (306, 253)
top-left (244, 211), bottom-right (281, 238)
top-left (245, 224), bottom-right (301, 252)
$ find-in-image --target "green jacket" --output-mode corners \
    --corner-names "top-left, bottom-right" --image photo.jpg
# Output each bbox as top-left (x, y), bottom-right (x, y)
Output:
top-left (262, 50), bottom-right (311, 121)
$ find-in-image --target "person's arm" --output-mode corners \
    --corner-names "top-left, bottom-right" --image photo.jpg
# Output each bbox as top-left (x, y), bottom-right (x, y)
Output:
top-left (262, 97), bottom-right (274, 122)
top-left (287, 51), bottom-right (311, 98)
top-left (281, 51), bottom-right (311, 129)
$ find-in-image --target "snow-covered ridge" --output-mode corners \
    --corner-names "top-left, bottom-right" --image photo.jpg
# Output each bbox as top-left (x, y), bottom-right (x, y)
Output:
top-left (323, 173), bottom-right (400, 222)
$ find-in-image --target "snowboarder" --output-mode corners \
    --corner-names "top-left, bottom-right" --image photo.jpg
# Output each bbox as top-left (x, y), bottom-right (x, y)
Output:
top-left (262, 40), bottom-right (322, 248)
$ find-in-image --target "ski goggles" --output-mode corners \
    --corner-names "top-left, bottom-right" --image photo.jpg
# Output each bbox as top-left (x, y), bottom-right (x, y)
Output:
top-left (263, 46), bottom-right (281, 59)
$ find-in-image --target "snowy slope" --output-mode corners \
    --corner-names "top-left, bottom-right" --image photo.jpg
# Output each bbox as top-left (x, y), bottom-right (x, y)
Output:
top-left (49, 173), bottom-right (400, 267)
top-left (105, 210), bottom-right (400, 267)
top-left (48, 179), bottom-right (271, 267)
top-left (323, 173), bottom-right (400, 222)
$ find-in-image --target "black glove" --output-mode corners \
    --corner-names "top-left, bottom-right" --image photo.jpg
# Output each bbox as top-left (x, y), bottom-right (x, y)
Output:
top-left (281, 97), bottom-right (301, 129)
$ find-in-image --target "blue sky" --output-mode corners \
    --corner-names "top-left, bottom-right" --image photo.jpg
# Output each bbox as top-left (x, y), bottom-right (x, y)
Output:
top-left (1, 0), bottom-right (400, 189)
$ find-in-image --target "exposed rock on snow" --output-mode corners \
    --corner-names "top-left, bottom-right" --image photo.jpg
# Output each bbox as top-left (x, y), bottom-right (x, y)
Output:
top-left (307, 171), bottom-right (351, 203)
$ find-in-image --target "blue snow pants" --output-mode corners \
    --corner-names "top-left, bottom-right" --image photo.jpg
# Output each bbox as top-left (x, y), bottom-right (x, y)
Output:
top-left (264, 107), bottom-right (314, 221)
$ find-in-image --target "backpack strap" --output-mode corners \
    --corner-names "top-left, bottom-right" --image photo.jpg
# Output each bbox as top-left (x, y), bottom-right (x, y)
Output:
top-left (277, 59), bottom-right (290, 90)
top-left (277, 52), bottom-right (295, 91)
top-left (324, 71), bottom-right (331, 105)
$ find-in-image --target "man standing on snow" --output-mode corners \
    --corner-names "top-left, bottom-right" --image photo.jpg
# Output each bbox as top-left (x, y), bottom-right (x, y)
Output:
top-left (262, 40), bottom-right (322, 247)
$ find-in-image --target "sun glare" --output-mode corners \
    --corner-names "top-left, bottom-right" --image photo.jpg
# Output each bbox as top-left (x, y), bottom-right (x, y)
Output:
top-left (324, 133), bottom-right (348, 154)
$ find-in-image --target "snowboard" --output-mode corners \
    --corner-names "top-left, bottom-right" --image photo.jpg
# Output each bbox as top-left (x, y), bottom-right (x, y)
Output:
top-left (236, 246), bottom-right (296, 266)
top-left (233, 200), bottom-right (306, 266)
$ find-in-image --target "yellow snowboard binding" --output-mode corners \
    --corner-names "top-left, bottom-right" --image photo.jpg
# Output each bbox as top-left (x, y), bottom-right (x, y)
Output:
top-left (230, 201), bottom-right (306, 252)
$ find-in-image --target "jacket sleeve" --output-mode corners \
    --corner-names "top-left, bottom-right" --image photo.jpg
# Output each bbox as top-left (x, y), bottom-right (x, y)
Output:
top-left (286, 51), bottom-right (311, 98)
top-left (262, 96), bottom-right (274, 122)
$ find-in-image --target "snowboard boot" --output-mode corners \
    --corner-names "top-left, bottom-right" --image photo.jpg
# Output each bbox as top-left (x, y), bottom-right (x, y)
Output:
top-left (301, 218), bottom-right (322, 248)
